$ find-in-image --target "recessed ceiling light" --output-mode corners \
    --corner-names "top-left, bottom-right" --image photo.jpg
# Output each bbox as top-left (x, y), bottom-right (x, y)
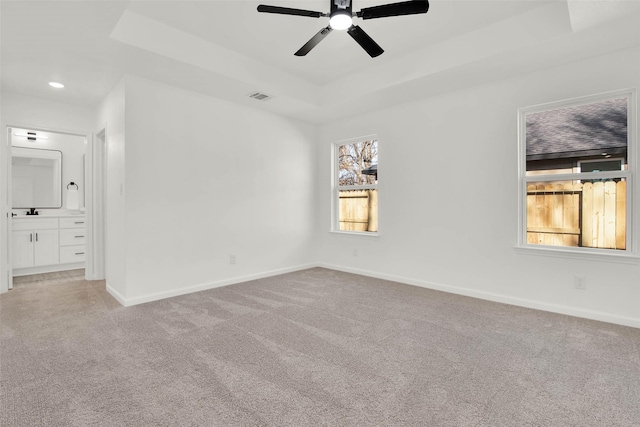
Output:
top-left (49, 82), bottom-right (64, 89)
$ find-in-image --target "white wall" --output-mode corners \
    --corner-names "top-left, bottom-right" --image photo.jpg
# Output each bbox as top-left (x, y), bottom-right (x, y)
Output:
top-left (111, 76), bottom-right (318, 304)
top-left (96, 80), bottom-right (127, 298)
top-left (0, 92), bottom-right (95, 293)
top-left (317, 47), bottom-right (640, 327)
top-left (1, 92), bottom-right (95, 134)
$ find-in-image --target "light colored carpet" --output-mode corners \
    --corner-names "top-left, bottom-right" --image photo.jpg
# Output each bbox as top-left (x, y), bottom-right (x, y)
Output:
top-left (1, 267), bottom-right (639, 426)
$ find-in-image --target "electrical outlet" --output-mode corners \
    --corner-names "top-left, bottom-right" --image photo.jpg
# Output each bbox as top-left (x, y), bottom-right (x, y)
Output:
top-left (229, 255), bottom-right (236, 265)
top-left (574, 276), bottom-right (586, 290)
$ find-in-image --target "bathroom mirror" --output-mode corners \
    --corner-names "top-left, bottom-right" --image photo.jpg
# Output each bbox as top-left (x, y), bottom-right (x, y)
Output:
top-left (12, 147), bottom-right (62, 208)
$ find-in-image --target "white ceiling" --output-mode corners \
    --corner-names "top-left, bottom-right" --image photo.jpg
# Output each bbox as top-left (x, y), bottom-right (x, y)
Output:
top-left (2, 0), bottom-right (639, 124)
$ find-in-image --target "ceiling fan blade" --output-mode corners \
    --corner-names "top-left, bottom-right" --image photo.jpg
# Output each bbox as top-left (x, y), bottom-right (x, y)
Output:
top-left (357, 0), bottom-right (429, 20)
top-left (295, 26), bottom-right (333, 56)
top-left (257, 5), bottom-right (324, 18)
top-left (347, 25), bottom-right (384, 58)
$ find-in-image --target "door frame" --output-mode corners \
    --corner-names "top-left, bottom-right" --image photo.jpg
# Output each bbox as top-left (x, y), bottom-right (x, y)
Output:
top-left (0, 123), bottom-right (105, 293)
top-left (1, 126), bottom-right (13, 291)
top-left (89, 127), bottom-right (107, 280)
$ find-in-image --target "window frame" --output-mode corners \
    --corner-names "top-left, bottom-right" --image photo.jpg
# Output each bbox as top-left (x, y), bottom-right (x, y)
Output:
top-left (516, 89), bottom-right (638, 260)
top-left (332, 136), bottom-right (379, 237)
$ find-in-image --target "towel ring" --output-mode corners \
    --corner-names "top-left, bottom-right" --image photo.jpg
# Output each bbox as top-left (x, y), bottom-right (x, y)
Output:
top-left (67, 182), bottom-right (79, 190)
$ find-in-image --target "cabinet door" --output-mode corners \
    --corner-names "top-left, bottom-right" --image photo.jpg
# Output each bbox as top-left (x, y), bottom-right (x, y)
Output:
top-left (34, 229), bottom-right (59, 266)
top-left (12, 230), bottom-right (34, 269)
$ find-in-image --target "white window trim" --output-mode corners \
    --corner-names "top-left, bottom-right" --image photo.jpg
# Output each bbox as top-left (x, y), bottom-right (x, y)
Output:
top-left (331, 135), bottom-right (379, 237)
top-left (516, 88), bottom-right (639, 260)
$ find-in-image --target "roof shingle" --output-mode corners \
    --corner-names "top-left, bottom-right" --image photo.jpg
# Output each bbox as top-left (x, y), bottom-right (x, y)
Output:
top-left (526, 98), bottom-right (627, 160)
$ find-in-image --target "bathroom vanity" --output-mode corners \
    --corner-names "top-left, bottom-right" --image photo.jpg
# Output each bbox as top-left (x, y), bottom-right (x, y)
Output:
top-left (12, 214), bottom-right (86, 276)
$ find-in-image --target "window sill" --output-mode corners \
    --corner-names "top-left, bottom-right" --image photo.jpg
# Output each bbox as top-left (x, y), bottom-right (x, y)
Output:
top-left (330, 230), bottom-right (379, 238)
top-left (514, 245), bottom-right (640, 264)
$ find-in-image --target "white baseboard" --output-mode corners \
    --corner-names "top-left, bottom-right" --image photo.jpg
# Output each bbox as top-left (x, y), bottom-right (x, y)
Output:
top-left (317, 262), bottom-right (640, 329)
top-left (106, 282), bottom-right (127, 306)
top-left (110, 263), bottom-right (318, 307)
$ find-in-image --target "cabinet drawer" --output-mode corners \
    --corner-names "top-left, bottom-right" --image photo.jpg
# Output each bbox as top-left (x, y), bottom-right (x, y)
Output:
top-left (60, 245), bottom-right (85, 263)
top-left (60, 217), bottom-right (86, 229)
top-left (60, 229), bottom-right (86, 246)
top-left (12, 218), bottom-right (58, 231)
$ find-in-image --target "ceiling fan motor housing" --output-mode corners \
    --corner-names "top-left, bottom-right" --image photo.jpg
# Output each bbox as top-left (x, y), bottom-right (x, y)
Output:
top-left (333, 0), bottom-right (352, 12)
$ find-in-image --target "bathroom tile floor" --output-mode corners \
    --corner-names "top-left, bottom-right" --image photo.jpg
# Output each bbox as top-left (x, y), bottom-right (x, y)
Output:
top-left (12, 269), bottom-right (85, 289)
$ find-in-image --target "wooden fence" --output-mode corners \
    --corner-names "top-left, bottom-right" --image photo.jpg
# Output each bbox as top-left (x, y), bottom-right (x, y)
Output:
top-left (339, 190), bottom-right (378, 232)
top-left (527, 180), bottom-right (626, 249)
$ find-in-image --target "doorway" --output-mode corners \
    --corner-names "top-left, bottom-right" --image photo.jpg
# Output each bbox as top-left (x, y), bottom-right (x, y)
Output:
top-left (1, 124), bottom-right (105, 292)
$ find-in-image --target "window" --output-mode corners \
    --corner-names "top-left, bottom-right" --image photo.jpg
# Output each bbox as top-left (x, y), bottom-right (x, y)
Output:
top-left (578, 158), bottom-right (624, 173)
top-left (334, 138), bottom-right (378, 234)
top-left (518, 90), bottom-right (636, 254)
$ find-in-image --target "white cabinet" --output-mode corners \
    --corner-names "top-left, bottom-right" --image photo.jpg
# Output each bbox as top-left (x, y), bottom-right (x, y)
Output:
top-left (33, 229), bottom-right (59, 266)
top-left (59, 217), bottom-right (86, 264)
top-left (60, 217), bottom-right (87, 229)
top-left (11, 215), bottom-right (85, 275)
top-left (11, 230), bottom-right (36, 269)
top-left (11, 218), bottom-right (60, 269)
top-left (60, 229), bottom-right (86, 246)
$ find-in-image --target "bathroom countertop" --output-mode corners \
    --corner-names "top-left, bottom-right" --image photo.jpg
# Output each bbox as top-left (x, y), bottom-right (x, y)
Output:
top-left (12, 213), bottom-right (86, 219)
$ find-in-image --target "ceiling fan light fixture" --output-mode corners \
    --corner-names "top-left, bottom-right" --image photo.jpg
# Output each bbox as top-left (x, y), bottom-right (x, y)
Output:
top-left (329, 12), bottom-right (352, 30)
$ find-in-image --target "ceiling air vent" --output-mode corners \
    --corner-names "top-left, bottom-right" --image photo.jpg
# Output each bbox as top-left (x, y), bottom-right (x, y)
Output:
top-left (248, 92), bottom-right (272, 101)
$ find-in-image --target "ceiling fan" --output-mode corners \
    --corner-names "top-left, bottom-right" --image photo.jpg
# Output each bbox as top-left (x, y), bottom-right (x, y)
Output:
top-left (257, 0), bottom-right (429, 58)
